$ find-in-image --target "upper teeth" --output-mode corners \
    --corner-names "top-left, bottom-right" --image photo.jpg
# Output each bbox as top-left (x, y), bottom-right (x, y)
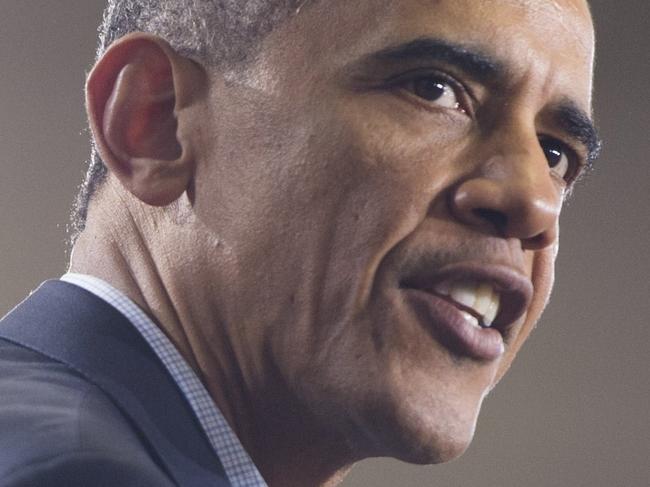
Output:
top-left (433, 281), bottom-right (500, 328)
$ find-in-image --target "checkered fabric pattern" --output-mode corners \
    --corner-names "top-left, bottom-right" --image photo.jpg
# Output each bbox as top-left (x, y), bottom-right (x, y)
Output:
top-left (61, 273), bottom-right (268, 487)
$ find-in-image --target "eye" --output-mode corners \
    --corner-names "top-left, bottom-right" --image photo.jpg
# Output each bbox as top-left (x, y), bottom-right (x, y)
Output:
top-left (539, 137), bottom-right (572, 181)
top-left (400, 75), bottom-right (466, 113)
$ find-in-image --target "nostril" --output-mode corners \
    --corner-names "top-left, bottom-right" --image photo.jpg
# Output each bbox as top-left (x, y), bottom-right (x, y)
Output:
top-left (473, 208), bottom-right (508, 234)
top-left (522, 231), bottom-right (553, 250)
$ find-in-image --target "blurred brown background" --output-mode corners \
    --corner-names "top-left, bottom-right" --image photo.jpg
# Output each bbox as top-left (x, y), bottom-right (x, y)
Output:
top-left (1, 1), bottom-right (648, 486)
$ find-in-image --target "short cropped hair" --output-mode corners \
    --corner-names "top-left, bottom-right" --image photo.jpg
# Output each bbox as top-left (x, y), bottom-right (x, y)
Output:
top-left (71, 0), bottom-right (307, 239)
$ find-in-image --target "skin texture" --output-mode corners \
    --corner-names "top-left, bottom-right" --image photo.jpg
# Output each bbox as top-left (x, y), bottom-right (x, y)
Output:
top-left (72, 0), bottom-right (596, 485)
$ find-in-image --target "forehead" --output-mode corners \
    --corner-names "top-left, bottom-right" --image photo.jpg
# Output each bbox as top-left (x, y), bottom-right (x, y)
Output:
top-left (308, 0), bottom-right (594, 47)
top-left (256, 0), bottom-right (594, 107)
top-left (399, 0), bottom-right (595, 60)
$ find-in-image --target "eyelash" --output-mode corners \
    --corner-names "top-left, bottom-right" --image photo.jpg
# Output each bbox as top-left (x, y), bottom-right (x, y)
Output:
top-left (386, 69), bottom-right (474, 116)
top-left (539, 135), bottom-right (589, 186)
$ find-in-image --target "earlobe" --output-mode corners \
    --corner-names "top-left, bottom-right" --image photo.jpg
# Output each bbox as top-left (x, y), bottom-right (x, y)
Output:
top-left (86, 33), bottom-right (203, 206)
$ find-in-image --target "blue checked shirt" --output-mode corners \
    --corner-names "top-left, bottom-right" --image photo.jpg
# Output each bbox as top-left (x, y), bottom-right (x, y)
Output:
top-left (61, 273), bottom-right (268, 487)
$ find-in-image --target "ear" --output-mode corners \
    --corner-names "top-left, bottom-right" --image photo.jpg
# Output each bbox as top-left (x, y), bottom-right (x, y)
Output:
top-left (86, 33), bottom-right (205, 206)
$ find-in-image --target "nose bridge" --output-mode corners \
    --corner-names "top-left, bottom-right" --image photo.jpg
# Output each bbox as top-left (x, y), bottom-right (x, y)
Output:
top-left (451, 117), bottom-right (562, 250)
top-left (488, 120), bottom-right (551, 197)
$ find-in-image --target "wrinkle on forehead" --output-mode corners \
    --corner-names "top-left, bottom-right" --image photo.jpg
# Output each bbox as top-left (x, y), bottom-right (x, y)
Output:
top-left (411, 0), bottom-right (594, 50)
top-left (499, 0), bottom-right (594, 48)
top-left (500, 0), bottom-right (585, 15)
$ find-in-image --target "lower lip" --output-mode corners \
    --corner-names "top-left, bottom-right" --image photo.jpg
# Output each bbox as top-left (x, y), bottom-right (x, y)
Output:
top-left (402, 288), bottom-right (504, 361)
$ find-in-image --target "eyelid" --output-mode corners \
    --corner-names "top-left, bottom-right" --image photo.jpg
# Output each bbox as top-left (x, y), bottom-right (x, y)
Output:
top-left (386, 68), bottom-right (477, 116)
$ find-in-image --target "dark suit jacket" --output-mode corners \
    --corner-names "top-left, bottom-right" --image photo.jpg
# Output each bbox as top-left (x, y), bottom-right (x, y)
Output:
top-left (0, 280), bottom-right (232, 486)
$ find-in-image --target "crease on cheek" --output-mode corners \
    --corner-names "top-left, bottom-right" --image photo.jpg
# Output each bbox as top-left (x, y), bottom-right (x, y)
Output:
top-left (552, 222), bottom-right (560, 260)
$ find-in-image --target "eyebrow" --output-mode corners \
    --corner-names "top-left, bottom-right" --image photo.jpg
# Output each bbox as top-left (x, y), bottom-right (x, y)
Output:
top-left (552, 100), bottom-right (602, 166)
top-left (369, 37), bottom-right (504, 85)
top-left (367, 37), bottom-right (602, 165)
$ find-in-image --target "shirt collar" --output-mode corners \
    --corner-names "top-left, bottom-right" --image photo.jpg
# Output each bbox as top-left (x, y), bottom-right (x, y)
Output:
top-left (61, 273), bottom-right (268, 487)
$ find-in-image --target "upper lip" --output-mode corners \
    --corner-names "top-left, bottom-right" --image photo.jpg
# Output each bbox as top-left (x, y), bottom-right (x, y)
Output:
top-left (399, 261), bottom-right (533, 340)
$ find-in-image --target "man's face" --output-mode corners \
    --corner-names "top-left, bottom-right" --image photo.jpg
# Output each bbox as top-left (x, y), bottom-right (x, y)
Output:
top-left (188, 0), bottom-right (595, 463)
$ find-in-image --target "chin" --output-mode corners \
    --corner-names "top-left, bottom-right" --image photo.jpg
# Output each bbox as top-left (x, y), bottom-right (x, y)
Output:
top-left (352, 367), bottom-right (484, 466)
top-left (397, 425), bottom-right (475, 465)
top-left (379, 400), bottom-right (478, 465)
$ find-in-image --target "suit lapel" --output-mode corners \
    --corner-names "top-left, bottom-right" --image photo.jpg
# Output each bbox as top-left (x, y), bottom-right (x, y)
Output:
top-left (0, 280), bottom-right (231, 487)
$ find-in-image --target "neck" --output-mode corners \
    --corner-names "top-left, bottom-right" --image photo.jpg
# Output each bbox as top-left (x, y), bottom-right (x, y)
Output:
top-left (70, 196), bottom-right (356, 486)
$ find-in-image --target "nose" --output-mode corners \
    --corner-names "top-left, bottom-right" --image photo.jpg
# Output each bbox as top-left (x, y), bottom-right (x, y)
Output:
top-left (450, 134), bottom-right (562, 250)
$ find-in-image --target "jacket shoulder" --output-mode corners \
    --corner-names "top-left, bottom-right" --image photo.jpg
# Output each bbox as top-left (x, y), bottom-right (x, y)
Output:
top-left (0, 339), bottom-right (172, 485)
top-left (2, 452), bottom-right (176, 487)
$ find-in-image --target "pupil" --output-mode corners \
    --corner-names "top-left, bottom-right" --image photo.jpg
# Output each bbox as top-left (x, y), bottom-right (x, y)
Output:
top-left (415, 79), bottom-right (445, 101)
top-left (540, 138), bottom-right (565, 168)
top-left (545, 146), bottom-right (563, 167)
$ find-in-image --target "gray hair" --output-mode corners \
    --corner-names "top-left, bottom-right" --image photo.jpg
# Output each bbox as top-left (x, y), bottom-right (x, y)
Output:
top-left (71, 0), bottom-right (307, 240)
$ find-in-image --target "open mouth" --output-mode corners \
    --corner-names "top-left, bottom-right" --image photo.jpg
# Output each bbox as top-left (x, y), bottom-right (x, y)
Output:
top-left (399, 263), bottom-right (533, 360)
top-left (430, 280), bottom-right (500, 329)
